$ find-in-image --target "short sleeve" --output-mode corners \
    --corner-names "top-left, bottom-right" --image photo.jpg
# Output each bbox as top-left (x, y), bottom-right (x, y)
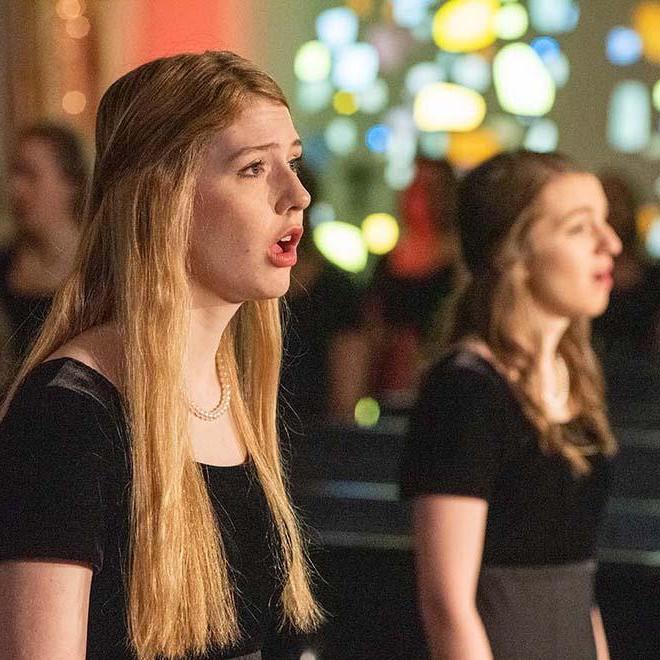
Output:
top-left (400, 359), bottom-right (510, 501)
top-left (0, 383), bottom-right (117, 573)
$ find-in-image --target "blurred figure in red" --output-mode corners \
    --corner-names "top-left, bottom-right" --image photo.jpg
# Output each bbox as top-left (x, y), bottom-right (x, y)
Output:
top-left (366, 157), bottom-right (459, 410)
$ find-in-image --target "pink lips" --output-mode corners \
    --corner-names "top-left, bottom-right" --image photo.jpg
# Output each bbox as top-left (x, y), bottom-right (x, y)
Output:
top-left (268, 226), bottom-right (303, 268)
top-left (594, 268), bottom-right (613, 288)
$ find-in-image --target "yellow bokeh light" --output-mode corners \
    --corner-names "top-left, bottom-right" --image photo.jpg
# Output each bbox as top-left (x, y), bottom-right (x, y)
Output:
top-left (346, 0), bottom-right (373, 18)
top-left (66, 15), bottom-right (90, 39)
top-left (433, 0), bottom-right (500, 53)
top-left (637, 203), bottom-right (660, 237)
top-left (362, 213), bottom-right (400, 255)
top-left (354, 397), bottom-right (381, 427)
top-left (333, 90), bottom-right (359, 115)
top-left (414, 82), bottom-right (486, 132)
top-left (56, 0), bottom-right (82, 20)
top-left (447, 128), bottom-right (501, 169)
top-left (633, 1), bottom-right (660, 64)
top-left (62, 91), bottom-right (86, 115)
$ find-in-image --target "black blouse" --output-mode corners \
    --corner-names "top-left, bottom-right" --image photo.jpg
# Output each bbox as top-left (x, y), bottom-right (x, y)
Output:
top-left (0, 358), bottom-right (282, 659)
top-left (401, 350), bottom-right (611, 566)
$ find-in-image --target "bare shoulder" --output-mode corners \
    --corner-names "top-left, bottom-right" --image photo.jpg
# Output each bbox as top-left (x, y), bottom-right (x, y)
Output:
top-left (45, 324), bottom-right (121, 388)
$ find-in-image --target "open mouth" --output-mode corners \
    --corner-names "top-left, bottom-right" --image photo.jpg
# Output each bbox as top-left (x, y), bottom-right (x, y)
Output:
top-left (272, 227), bottom-right (303, 254)
top-left (268, 226), bottom-right (303, 267)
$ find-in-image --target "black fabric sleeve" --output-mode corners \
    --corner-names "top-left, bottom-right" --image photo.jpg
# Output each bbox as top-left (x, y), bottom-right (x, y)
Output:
top-left (400, 360), bottom-right (510, 501)
top-left (0, 383), bottom-right (117, 573)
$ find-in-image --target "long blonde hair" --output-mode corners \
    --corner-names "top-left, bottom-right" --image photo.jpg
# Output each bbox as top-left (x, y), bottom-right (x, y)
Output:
top-left (7, 51), bottom-right (320, 658)
top-left (447, 150), bottom-right (616, 474)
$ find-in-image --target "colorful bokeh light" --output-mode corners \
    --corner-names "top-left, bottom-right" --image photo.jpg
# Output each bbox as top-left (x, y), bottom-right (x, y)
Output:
top-left (313, 222), bottom-right (368, 273)
top-left (414, 82), bottom-right (487, 132)
top-left (432, 0), bottom-right (500, 53)
top-left (493, 42), bottom-right (556, 116)
top-left (608, 80), bottom-right (651, 153)
top-left (361, 213), bottom-right (400, 254)
top-left (294, 41), bottom-right (332, 82)
top-left (606, 27), bottom-right (643, 66)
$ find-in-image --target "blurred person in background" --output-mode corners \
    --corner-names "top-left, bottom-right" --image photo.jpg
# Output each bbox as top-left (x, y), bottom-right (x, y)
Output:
top-left (592, 170), bottom-right (660, 357)
top-left (402, 151), bottom-right (621, 659)
top-left (365, 157), bottom-right (460, 410)
top-left (1, 122), bottom-right (87, 377)
top-left (280, 163), bottom-right (369, 431)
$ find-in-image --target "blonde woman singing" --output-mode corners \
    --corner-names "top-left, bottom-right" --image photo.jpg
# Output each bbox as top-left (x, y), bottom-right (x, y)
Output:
top-left (0, 51), bottom-right (321, 660)
top-left (401, 151), bottom-right (621, 660)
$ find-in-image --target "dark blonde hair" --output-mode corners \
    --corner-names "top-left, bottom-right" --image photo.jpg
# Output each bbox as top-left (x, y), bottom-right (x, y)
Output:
top-left (448, 150), bottom-right (616, 473)
top-left (8, 51), bottom-right (320, 658)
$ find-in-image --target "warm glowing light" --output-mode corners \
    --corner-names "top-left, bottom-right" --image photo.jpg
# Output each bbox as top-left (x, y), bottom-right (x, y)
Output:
top-left (495, 3), bottom-right (529, 40)
top-left (432, 0), bottom-right (499, 53)
top-left (354, 397), bottom-right (381, 427)
top-left (608, 80), bottom-right (651, 153)
top-left (325, 118), bottom-right (358, 155)
top-left (524, 118), bottom-right (559, 152)
top-left (313, 222), bottom-right (368, 273)
top-left (56, 0), bottom-right (82, 20)
top-left (294, 41), bottom-right (332, 82)
top-left (637, 203), bottom-right (660, 237)
top-left (606, 27), bottom-right (643, 66)
top-left (332, 43), bottom-right (380, 92)
top-left (414, 82), bottom-right (486, 132)
top-left (316, 7), bottom-right (359, 50)
top-left (62, 91), bottom-right (86, 115)
top-left (362, 213), bottom-right (400, 254)
top-left (333, 90), bottom-right (359, 115)
top-left (633, 1), bottom-right (660, 64)
top-left (346, 0), bottom-right (373, 17)
top-left (493, 43), bottom-right (556, 116)
top-left (447, 129), bottom-right (501, 169)
top-left (66, 15), bottom-right (90, 39)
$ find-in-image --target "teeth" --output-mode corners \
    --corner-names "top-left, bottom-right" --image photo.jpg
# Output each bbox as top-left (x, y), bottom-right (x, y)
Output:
top-left (280, 235), bottom-right (292, 242)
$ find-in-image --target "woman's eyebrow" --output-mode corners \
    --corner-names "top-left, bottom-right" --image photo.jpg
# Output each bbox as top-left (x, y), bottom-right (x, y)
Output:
top-left (225, 138), bottom-right (302, 165)
top-left (557, 206), bottom-right (594, 223)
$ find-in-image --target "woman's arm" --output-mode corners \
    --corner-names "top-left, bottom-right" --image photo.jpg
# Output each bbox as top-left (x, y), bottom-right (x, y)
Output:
top-left (0, 559), bottom-right (92, 660)
top-left (413, 495), bottom-right (493, 660)
top-left (591, 607), bottom-right (610, 660)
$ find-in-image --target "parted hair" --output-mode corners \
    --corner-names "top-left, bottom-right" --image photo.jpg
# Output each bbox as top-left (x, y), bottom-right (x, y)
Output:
top-left (6, 51), bottom-right (321, 658)
top-left (448, 150), bottom-right (616, 474)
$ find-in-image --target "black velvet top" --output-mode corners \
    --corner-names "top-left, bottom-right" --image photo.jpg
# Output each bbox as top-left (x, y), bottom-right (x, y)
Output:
top-left (0, 358), bottom-right (282, 659)
top-left (401, 350), bottom-right (611, 566)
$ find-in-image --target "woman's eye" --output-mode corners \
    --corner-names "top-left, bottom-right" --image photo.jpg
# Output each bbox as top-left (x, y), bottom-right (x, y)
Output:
top-left (289, 156), bottom-right (303, 173)
top-left (567, 223), bottom-right (586, 235)
top-left (240, 161), bottom-right (265, 178)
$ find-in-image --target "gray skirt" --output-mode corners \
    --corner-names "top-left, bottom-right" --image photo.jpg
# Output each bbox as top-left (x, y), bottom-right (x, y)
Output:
top-left (477, 560), bottom-right (597, 660)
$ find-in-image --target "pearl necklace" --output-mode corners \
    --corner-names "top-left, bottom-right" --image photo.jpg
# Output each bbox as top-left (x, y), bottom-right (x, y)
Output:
top-left (187, 356), bottom-right (231, 421)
